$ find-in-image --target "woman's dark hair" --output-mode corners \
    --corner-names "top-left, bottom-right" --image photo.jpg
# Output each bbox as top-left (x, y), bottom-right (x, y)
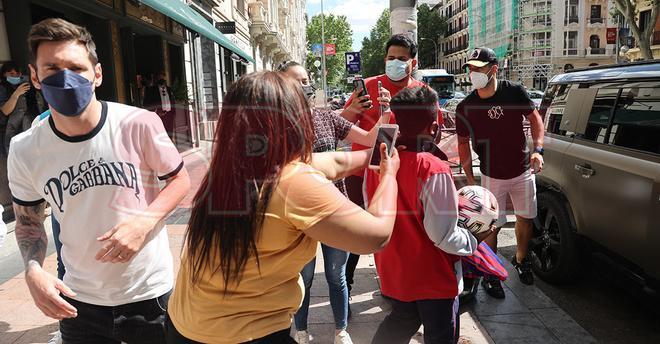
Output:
top-left (385, 34), bottom-right (418, 58)
top-left (0, 61), bottom-right (18, 78)
top-left (277, 60), bottom-right (302, 72)
top-left (390, 86), bottom-right (438, 139)
top-left (185, 71), bottom-right (315, 293)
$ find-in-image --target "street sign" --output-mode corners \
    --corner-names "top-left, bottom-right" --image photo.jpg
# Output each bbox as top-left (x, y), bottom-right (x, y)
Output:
top-left (345, 52), bottom-right (361, 74)
top-left (311, 43), bottom-right (323, 56)
top-left (607, 28), bottom-right (617, 44)
top-left (313, 60), bottom-right (321, 68)
top-left (216, 22), bottom-right (236, 34)
top-left (324, 44), bottom-right (336, 56)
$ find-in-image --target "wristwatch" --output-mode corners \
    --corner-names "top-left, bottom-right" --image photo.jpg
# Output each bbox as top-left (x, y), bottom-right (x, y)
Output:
top-left (534, 147), bottom-right (544, 156)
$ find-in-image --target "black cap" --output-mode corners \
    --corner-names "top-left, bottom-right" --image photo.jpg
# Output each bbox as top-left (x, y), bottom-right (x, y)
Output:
top-left (462, 47), bottom-right (498, 69)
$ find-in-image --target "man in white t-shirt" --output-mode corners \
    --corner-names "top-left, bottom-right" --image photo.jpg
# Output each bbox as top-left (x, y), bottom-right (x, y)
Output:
top-left (8, 18), bottom-right (190, 343)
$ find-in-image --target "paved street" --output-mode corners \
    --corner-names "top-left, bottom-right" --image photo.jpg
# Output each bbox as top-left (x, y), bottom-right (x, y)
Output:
top-left (498, 226), bottom-right (660, 344)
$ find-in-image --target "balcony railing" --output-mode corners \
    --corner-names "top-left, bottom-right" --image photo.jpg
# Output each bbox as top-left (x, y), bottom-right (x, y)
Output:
top-left (450, 4), bottom-right (468, 17)
top-left (443, 44), bottom-right (469, 55)
top-left (447, 25), bottom-right (467, 36)
top-left (589, 17), bottom-right (604, 24)
top-left (588, 47), bottom-right (606, 55)
top-left (531, 19), bottom-right (552, 26)
top-left (565, 16), bottom-right (579, 25)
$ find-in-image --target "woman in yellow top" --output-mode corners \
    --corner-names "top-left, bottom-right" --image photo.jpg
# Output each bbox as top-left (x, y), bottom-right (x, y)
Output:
top-left (166, 71), bottom-right (399, 343)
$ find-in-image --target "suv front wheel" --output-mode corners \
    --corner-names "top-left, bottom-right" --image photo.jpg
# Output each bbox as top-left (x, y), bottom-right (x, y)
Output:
top-left (529, 191), bottom-right (581, 283)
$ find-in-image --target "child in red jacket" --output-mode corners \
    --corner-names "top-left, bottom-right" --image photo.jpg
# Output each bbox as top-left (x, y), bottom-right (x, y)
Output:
top-left (364, 86), bottom-right (493, 344)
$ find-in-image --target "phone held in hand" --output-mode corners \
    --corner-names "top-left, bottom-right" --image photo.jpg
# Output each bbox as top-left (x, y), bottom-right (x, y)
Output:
top-left (368, 124), bottom-right (399, 170)
top-left (377, 80), bottom-right (383, 117)
top-left (353, 78), bottom-right (368, 101)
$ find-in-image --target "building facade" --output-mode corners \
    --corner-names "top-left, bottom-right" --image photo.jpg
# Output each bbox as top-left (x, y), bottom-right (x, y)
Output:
top-left (455, 0), bottom-right (617, 90)
top-left (187, 0), bottom-right (306, 141)
top-left (512, 0), bottom-right (617, 90)
top-left (248, 0), bottom-right (307, 71)
top-left (436, 0), bottom-right (470, 88)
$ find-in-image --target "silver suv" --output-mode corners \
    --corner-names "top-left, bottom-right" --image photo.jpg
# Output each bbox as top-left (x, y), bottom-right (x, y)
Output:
top-left (533, 61), bottom-right (660, 292)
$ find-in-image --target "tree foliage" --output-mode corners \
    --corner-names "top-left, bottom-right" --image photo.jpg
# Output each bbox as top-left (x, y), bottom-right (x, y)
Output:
top-left (612, 0), bottom-right (660, 60)
top-left (360, 5), bottom-right (447, 78)
top-left (361, 9), bottom-right (391, 77)
top-left (417, 4), bottom-right (447, 69)
top-left (306, 14), bottom-right (353, 88)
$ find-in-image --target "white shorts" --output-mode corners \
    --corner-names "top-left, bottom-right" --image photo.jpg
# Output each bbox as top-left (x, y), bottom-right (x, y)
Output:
top-left (481, 170), bottom-right (537, 227)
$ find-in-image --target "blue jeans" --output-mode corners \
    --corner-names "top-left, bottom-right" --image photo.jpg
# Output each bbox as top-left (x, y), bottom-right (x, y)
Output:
top-left (52, 216), bottom-right (65, 280)
top-left (294, 244), bottom-right (349, 331)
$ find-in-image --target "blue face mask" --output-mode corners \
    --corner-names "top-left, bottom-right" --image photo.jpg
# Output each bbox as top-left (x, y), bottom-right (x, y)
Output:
top-left (39, 69), bottom-right (94, 117)
top-left (385, 59), bottom-right (410, 82)
top-left (6, 76), bottom-right (23, 85)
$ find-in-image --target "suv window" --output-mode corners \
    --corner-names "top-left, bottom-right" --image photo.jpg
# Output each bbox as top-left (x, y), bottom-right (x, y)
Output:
top-left (580, 88), bottom-right (620, 143)
top-left (608, 87), bottom-right (660, 155)
top-left (539, 84), bottom-right (556, 118)
top-left (545, 83), bottom-right (573, 136)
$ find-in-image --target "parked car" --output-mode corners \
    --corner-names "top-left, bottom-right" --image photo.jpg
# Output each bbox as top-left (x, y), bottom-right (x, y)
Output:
top-left (533, 61), bottom-right (660, 294)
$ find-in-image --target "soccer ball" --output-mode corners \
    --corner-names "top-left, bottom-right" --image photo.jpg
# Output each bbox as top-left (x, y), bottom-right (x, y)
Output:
top-left (457, 186), bottom-right (499, 235)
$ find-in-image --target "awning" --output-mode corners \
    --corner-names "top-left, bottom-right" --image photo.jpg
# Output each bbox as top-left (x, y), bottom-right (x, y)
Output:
top-left (139, 0), bottom-right (254, 63)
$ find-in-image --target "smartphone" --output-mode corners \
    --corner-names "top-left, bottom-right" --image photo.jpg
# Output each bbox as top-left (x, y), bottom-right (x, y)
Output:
top-left (377, 80), bottom-right (384, 117)
top-left (368, 124), bottom-right (399, 170)
top-left (353, 78), bottom-right (368, 98)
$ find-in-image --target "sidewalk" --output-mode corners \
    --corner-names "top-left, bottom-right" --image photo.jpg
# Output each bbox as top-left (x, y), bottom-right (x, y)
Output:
top-left (0, 150), bottom-right (594, 344)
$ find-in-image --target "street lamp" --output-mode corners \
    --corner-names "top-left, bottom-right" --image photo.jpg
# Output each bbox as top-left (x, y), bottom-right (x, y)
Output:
top-left (420, 37), bottom-right (438, 68)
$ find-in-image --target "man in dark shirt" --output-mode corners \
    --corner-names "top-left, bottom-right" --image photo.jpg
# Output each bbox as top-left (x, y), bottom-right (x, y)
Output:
top-left (455, 47), bottom-right (545, 298)
top-left (143, 71), bottom-right (175, 141)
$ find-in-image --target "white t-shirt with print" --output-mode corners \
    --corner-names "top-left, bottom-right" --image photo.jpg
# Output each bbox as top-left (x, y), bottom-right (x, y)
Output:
top-left (8, 101), bottom-right (183, 306)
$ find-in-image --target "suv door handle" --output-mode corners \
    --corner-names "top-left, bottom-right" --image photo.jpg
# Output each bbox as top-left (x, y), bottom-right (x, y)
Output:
top-left (574, 163), bottom-right (595, 179)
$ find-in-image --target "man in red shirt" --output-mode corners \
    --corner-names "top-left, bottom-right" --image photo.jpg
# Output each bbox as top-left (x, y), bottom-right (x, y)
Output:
top-left (341, 34), bottom-right (429, 150)
top-left (341, 34), bottom-right (432, 299)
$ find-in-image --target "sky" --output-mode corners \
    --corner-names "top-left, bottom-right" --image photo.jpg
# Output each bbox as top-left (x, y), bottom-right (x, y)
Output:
top-left (306, 0), bottom-right (440, 52)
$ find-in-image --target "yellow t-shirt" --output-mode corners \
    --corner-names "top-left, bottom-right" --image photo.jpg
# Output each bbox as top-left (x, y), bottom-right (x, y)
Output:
top-left (168, 162), bottom-right (347, 343)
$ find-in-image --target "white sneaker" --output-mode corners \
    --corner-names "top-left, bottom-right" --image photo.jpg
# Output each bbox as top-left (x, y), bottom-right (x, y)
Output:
top-left (334, 330), bottom-right (353, 344)
top-left (47, 331), bottom-right (62, 344)
top-left (295, 330), bottom-right (310, 344)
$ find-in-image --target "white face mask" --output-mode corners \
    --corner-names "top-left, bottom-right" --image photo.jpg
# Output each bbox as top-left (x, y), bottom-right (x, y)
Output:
top-left (470, 67), bottom-right (494, 89)
top-left (386, 59), bottom-right (410, 82)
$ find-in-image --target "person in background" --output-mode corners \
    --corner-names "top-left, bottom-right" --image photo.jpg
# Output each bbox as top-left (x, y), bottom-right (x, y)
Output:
top-left (166, 71), bottom-right (399, 344)
top-left (278, 60), bottom-right (391, 344)
top-left (0, 61), bottom-right (47, 155)
top-left (143, 71), bottom-right (175, 142)
top-left (340, 34), bottom-right (437, 299)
